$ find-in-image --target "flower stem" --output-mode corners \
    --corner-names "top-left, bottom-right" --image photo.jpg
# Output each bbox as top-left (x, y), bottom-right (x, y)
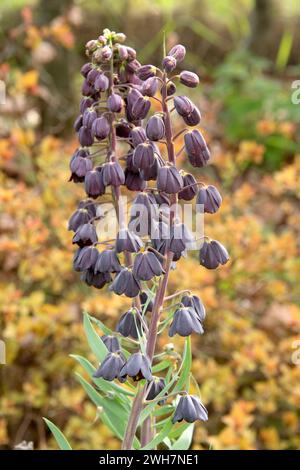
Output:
top-left (122, 71), bottom-right (177, 450)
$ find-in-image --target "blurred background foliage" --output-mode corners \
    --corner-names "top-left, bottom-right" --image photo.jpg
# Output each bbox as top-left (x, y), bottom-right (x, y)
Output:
top-left (0, 0), bottom-right (300, 450)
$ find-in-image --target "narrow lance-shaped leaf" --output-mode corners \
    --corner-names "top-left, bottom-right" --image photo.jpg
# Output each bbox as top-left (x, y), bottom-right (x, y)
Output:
top-left (43, 418), bottom-right (72, 450)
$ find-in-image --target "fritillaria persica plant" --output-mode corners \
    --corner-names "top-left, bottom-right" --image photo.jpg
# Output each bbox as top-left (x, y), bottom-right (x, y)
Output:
top-left (50, 28), bottom-right (229, 450)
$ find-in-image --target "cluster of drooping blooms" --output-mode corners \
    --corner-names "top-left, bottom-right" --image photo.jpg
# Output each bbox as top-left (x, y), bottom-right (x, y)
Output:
top-left (68, 29), bottom-right (229, 436)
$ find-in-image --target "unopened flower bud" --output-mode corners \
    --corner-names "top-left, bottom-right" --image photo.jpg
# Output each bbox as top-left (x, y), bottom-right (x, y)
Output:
top-left (168, 44), bottom-right (186, 62)
top-left (85, 40), bottom-right (98, 53)
top-left (94, 74), bottom-right (109, 92)
top-left (141, 77), bottom-right (158, 97)
top-left (167, 81), bottom-right (176, 96)
top-left (136, 65), bottom-right (157, 81)
top-left (162, 55), bottom-right (177, 72)
top-left (78, 126), bottom-right (94, 147)
top-left (107, 93), bottom-right (123, 113)
top-left (146, 115), bottom-right (165, 141)
top-left (184, 130), bottom-right (210, 167)
top-left (118, 45), bottom-right (128, 61)
top-left (174, 96), bottom-right (194, 117)
top-left (92, 116), bottom-right (110, 141)
top-left (100, 45), bottom-right (113, 61)
top-left (113, 32), bottom-right (126, 43)
top-left (179, 70), bottom-right (199, 88)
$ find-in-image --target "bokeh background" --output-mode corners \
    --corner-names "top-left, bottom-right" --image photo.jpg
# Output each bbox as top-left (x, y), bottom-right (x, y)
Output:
top-left (1, 0), bottom-right (300, 450)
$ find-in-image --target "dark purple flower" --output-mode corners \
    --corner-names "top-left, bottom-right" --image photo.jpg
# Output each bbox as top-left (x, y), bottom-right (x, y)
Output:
top-left (81, 79), bottom-right (94, 96)
top-left (133, 143), bottom-right (155, 171)
top-left (81, 269), bottom-right (111, 289)
top-left (101, 161), bottom-right (125, 186)
top-left (181, 294), bottom-right (206, 323)
top-left (169, 222), bottom-right (194, 254)
top-left (146, 377), bottom-right (166, 405)
top-left (126, 46), bottom-right (137, 60)
top-left (140, 291), bottom-right (154, 313)
top-left (101, 335), bottom-right (120, 353)
top-left (119, 352), bottom-right (152, 381)
top-left (81, 62), bottom-right (93, 77)
top-left (116, 308), bottom-right (143, 339)
top-left (78, 126), bottom-right (94, 147)
top-left (73, 246), bottom-right (99, 272)
top-left (69, 156), bottom-right (93, 183)
top-left (182, 106), bottom-right (201, 126)
top-left (84, 169), bottom-right (105, 198)
top-left (102, 46), bottom-right (113, 61)
top-left (94, 249), bottom-right (121, 273)
top-left (196, 185), bottom-right (222, 214)
top-left (146, 115), bottom-right (165, 141)
top-left (110, 267), bottom-right (141, 298)
top-left (125, 169), bottom-right (147, 191)
top-left (130, 127), bottom-right (147, 147)
top-left (94, 74), bottom-right (109, 92)
top-left (82, 109), bottom-right (97, 129)
top-left (78, 198), bottom-right (97, 217)
top-left (132, 96), bottom-right (151, 120)
top-left (168, 44), bottom-right (186, 62)
top-left (116, 228), bottom-right (143, 253)
top-left (162, 55), bottom-right (177, 72)
top-left (133, 251), bottom-right (165, 281)
top-left (116, 119), bottom-right (132, 138)
top-left (141, 77), bottom-right (158, 97)
top-left (169, 307), bottom-right (203, 337)
top-left (172, 395), bottom-right (208, 423)
top-left (179, 71), bottom-right (199, 88)
top-left (174, 96), bottom-right (194, 117)
top-left (93, 351), bottom-right (125, 381)
top-left (80, 97), bottom-right (94, 114)
top-left (72, 223), bottom-right (97, 247)
top-left (92, 116), bottom-right (110, 141)
top-left (74, 114), bottom-right (83, 132)
top-left (118, 45), bottom-right (128, 61)
top-left (107, 93), bottom-right (123, 113)
top-left (157, 165), bottom-right (183, 194)
top-left (167, 81), bottom-right (176, 96)
top-left (136, 65), bottom-right (157, 81)
top-left (199, 239), bottom-right (229, 269)
top-left (184, 130), bottom-right (210, 167)
top-left (179, 173), bottom-right (198, 201)
top-left (68, 208), bottom-right (91, 231)
top-left (87, 68), bottom-right (101, 85)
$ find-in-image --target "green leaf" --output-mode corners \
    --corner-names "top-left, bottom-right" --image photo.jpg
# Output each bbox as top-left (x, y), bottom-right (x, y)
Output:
top-left (75, 372), bottom-right (140, 449)
top-left (88, 314), bottom-right (112, 336)
top-left (43, 418), bottom-right (72, 450)
top-left (170, 423), bottom-right (194, 450)
top-left (152, 360), bottom-right (172, 373)
top-left (173, 337), bottom-right (191, 393)
top-left (83, 312), bottom-right (107, 362)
